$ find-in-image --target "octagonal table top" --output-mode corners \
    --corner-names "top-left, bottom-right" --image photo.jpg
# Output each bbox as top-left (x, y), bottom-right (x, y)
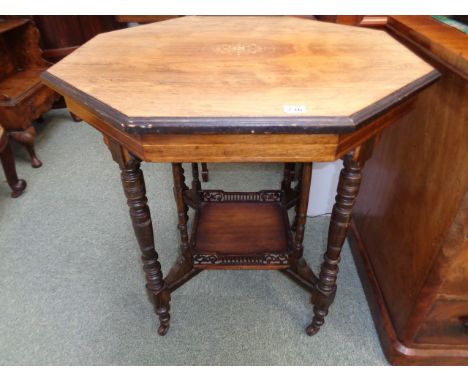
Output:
top-left (41, 16), bottom-right (439, 135)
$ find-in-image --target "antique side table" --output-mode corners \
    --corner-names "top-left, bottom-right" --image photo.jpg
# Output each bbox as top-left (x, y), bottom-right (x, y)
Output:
top-left (41, 16), bottom-right (439, 336)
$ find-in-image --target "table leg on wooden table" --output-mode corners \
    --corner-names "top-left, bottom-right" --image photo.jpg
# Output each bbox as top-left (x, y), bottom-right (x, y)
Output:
top-left (281, 163), bottom-right (296, 194)
top-left (307, 151), bottom-right (362, 335)
top-left (107, 139), bottom-right (171, 336)
top-left (164, 163), bottom-right (202, 293)
top-left (281, 163), bottom-right (317, 292)
top-left (201, 162), bottom-right (209, 182)
top-left (281, 162), bottom-right (301, 210)
top-left (191, 163), bottom-right (202, 197)
top-left (291, 163), bottom-right (304, 232)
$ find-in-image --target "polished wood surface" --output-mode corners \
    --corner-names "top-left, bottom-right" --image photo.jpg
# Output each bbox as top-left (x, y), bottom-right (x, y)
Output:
top-left (349, 16), bottom-right (468, 365)
top-left (43, 16), bottom-right (436, 134)
top-left (195, 202), bottom-right (289, 255)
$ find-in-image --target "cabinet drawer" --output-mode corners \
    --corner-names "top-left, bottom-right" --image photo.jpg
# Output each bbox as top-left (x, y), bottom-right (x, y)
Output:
top-left (415, 298), bottom-right (468, 346)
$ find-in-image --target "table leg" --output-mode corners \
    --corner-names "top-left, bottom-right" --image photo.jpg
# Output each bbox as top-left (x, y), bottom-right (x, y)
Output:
top-left (108, 140), bottom-right (170, 335)
top-left (164, 163), bottom-right (202, 292)
top-left (191, 163), bottom-right (202, 203)
top-left (170, 163), bottom-right (191, 266)
top-left (281, 163), bottom-right (295, 193)
top-left (172, 163), bottom-right (190, 253)
top-left (306, 152), bottom-right (362, 335)
top-left (291, 163), bottom-right (304, 231)
top-left (201, 162), bottom-right (209, 182)
top-left (284, 163), bottom-right (317, 288)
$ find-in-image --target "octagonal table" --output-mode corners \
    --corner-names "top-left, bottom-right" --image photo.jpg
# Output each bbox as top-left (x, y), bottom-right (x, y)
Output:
top-left (41, 16), bottom-right (439, 336)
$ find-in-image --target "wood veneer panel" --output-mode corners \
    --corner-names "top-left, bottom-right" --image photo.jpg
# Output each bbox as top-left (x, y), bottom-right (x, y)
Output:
top-left (0, 69), bottom-right (44, 105)
top-left (352, 69), bottom-right (468, 340)
top-left (439, 193), bottom-right (468, 296)
top-left (141, 134), bottom-right (339, 163)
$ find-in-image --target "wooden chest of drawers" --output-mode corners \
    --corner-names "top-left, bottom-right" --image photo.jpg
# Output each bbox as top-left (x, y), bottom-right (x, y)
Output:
top-left (348, 16), bottom-right (468, 365)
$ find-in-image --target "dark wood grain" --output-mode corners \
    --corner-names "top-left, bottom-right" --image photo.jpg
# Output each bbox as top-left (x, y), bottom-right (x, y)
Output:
top-left (195, 202), bottom-right (289, 255)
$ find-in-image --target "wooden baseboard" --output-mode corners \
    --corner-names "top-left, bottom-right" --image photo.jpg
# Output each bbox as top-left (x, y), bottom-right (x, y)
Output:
top-left (348, 220), bottom-right (468, 365)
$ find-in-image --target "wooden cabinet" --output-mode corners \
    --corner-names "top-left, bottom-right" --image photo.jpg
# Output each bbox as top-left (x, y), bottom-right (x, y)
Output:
top-left (0, 18), bottom-right (59, 167)
top-left (347, 16), bottom-right (468, 365)
top-left (32, 16), bottom-right (123, 62)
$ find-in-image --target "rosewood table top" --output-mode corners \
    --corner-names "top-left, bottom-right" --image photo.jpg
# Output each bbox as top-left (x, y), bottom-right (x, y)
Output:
top-left (42, 16), bottom-right (437, 137)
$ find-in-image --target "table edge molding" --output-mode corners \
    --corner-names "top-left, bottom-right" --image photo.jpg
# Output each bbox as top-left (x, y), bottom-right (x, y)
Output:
top-left (40, 69), bottom-right (440, 135)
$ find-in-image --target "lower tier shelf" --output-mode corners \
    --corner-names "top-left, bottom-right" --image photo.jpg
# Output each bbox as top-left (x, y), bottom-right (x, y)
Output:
top-left (190, 192), bottom-right (293, 269)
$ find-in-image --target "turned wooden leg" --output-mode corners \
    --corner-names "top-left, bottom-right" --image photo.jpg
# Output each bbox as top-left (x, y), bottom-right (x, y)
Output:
top-left (281, 163), bottom-right (295, 194)
top-left (191, 163), bottom-right (202, 193)
top-left (288, 163), bottom-right (316, 283)
top-left (9, 126), bottom-right (42, 168)
top-left (201, 162), bottom-right (209, 182)
top-left (293, 163), bottom-right (312, 256)
top-left (291, 163), bottom-right (304, 231)
top-left (172, 163), bottom-right (190, 258)
top-left (108, 140), bottom-right (170, 335)
top-left (0, 138), bottom-right (27, 198)
top-left (306, 152), bottom-right (362, 336)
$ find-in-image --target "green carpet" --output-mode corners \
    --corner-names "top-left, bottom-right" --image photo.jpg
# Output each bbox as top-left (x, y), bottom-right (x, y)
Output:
top-left (0, 110), bottom-right (387, 365)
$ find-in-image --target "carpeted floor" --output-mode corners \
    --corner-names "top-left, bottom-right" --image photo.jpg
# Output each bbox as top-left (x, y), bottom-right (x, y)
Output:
top-left (0, 110), bottom-right (388, 365)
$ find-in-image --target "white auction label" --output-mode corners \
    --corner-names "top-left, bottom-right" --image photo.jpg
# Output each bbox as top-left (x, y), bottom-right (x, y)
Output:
top-left (283, 104), bottom-right (307, 114)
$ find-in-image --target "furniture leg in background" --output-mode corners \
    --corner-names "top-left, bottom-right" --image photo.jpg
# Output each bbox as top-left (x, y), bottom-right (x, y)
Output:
top-left (9, 126), bottom-right (42, 168)
top-left (0, 125), bottom-right (27, 197)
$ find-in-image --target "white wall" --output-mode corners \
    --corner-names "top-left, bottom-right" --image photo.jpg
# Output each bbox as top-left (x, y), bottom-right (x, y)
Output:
top-left (307, 160), bottom-right (342, 217)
